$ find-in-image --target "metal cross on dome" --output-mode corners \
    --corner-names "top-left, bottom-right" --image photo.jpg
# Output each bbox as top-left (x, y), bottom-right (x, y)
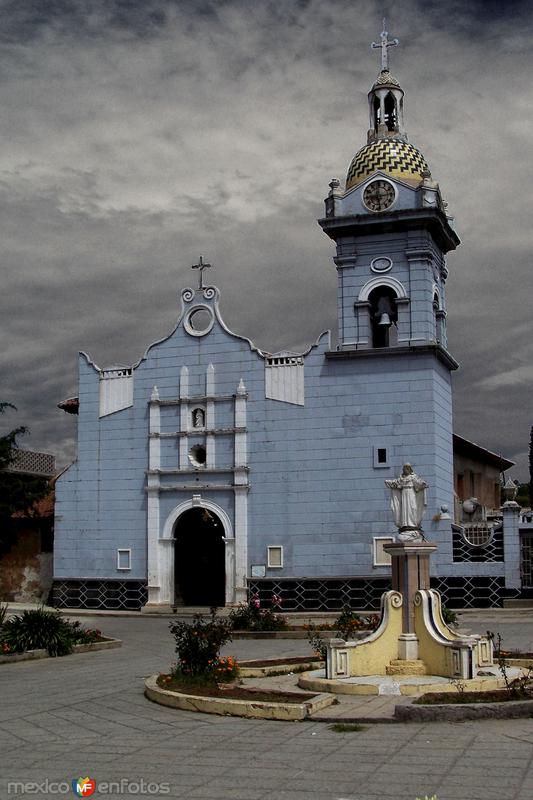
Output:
top-left (371, 19), bottom-right (399, 71)
top-left (191, 255), bottom-right (212, 289)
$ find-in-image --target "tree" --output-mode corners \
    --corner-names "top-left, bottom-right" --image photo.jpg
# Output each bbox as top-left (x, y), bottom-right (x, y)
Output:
top-left (515, 483), bottom-right (530, 508)
top-left (0, 403), bottom-right (49, 533)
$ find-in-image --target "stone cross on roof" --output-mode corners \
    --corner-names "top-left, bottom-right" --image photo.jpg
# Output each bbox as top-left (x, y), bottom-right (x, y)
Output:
top-left (371, 19), bottom-right (399, 72)
top-left (191, 255), bottom-right (212, 290)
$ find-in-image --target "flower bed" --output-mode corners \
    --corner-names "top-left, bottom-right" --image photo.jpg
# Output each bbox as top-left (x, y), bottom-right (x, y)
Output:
top-left (157, 674), bottom-right (317, 703)
top-left (146, 675), bottom-right (336, 720)
top-left (0, 605), bottom-right (118, 660)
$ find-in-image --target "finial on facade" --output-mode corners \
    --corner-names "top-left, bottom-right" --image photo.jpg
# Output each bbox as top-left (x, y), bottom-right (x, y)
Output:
top-left (191, 255), bottom-right (212, 290)
top-left (150, 385), bottom-right (159, 401)
top-left (237, 378), bottom-right (246, 395)
top-left (371, 19), bottom-right (399, 72)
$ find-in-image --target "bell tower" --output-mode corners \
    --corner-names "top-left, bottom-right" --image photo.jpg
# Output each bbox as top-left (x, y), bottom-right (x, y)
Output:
top-left (320, 23), bottom-right (460, 354)
top-left (319, 24), bottom-right (461, 536)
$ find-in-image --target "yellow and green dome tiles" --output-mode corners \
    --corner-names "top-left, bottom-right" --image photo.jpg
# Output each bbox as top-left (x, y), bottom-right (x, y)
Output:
top-left (346, 138), bottom-right (430, 191)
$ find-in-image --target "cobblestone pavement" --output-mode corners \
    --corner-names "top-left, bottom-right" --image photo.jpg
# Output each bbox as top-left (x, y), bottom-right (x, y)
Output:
top-left (1, 611), bottom-right (533, 799)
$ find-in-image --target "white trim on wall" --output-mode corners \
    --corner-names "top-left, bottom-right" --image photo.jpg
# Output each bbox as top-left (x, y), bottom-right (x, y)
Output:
top-left (117, 549), bottom-right (131, 570)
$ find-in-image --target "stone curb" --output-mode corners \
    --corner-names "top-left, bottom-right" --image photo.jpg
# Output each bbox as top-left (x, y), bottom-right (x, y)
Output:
top-left (297, 670), bottom-right (510, 697)
top-left (505, 657), bottom-right (533, 668)
top-left (395, 697), bottom-right (533, 722)
top-left (239, 659), bottom-right (324, 677)
top-left (144, 675), bottom-right (336, 720)
top-left (0, 637), bottom-right (122, 664)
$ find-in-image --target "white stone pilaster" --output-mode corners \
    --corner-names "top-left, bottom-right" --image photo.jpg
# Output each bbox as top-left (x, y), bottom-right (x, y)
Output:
top-left (234, 378), bottom-right (247, 465)
top-left (234, 486), bottom-right (248, 604)
top-left (206, 363), bottom-right (215, 468)
top-left (233, 378), bottom-right (248, 603)
top-left (146, 473), bottom-right (161, 605)
top-left (179, 366), bottom-right (189, 468)
top-left (224, 537), bottom-right (236, 605)
top-left (149, 386), bottom-right (160, 470)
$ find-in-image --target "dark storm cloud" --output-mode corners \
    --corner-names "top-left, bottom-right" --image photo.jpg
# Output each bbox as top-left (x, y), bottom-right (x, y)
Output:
top-left (0, 0), bottom-right (532, 477)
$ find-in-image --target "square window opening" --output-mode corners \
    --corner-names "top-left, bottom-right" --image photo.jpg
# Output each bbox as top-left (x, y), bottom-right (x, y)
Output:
top-left (267, 546), bottom-right (283, 569)
top-left (373, 537), bottom-right (394, 567)
top-left (117, 549), bottom-right (131, 571)
top-left (373, 445), bottom-right (390, 468)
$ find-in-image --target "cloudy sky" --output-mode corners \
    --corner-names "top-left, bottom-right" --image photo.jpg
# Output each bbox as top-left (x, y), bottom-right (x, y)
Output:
top-left (1, 0), bottom-right (532, 479)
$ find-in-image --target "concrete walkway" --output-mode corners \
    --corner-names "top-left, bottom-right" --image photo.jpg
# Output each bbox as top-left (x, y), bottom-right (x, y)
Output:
top-left (1, 611), bottom-right (533, 799)
top-left (239, 672), bottom-right (411, 721)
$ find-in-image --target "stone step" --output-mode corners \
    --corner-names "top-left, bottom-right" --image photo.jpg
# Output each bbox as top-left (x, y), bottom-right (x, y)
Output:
top-left (503, 599), bottom-right (533, 609)
top-left (386, 659), bottom-right (427, 676)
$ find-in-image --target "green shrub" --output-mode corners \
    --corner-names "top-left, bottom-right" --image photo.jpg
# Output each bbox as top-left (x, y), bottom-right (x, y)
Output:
top-left (228, 599), bottom-right (288, 631)
top-left (335, 607), bottom-right (365, 639)
top-left (334, 608), bottom-right (380, 639)
top-left (306, 625), bottom-right (328, 659)
top-left (0, 608), bottom-right (74, 657)
top-left (64, 620), bottom-right (102, 645)
top-left (306, 608), bottom-right (380, 659)
top-left (169, 609), bottom-right (233, 677)
top-left (441, 605), bottom-right (458, 626)
top-left (0, 608), bottom-right (103, 657)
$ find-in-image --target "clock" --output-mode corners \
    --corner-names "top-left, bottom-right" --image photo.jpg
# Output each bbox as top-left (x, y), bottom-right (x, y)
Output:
top-left (363, 180), bottom-right (395, 212)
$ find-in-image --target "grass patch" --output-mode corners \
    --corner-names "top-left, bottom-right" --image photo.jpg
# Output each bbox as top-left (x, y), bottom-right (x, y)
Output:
top-left (328, 722), bottom-right (366, 732)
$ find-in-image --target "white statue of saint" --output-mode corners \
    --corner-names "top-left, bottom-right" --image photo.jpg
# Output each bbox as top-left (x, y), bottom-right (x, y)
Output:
top-left (385, 463), bottom-right (428, 541)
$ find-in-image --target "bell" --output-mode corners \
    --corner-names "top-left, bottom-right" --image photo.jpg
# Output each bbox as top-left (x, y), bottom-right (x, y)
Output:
top-left (378, 312), bottom-right (391, 326)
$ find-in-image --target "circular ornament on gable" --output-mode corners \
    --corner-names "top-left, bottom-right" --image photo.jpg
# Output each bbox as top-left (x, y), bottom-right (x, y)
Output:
top-left (184, 304), bottom-right (215, 337)
top-left (371, 257), bottom-right (393, 274)
top-left (363, 179), bottom-right (396, 212)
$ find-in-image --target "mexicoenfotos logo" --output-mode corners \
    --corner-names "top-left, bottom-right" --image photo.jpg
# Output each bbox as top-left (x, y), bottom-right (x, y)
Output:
top-left (72, 777), bottom-right (96, 797)
top-left (7, 776), bottom-right (170, 795)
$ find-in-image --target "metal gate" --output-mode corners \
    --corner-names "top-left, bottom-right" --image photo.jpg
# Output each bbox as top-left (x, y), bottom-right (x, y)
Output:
top-left (521, 531), bottom-right (533, 587)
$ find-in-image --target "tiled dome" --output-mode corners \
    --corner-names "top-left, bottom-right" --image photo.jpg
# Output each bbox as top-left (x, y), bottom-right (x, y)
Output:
top-left (346, 138), bottom-right (430, 191)
top-left (371, 69), bottom-right (401, 89)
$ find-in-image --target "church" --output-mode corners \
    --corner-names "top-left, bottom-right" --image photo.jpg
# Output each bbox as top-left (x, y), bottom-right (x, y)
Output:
top-left (54, 27), bottom-right (528, 612)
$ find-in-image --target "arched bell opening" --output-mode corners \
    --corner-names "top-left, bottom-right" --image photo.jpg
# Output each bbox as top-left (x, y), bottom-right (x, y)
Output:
top-left (369, 285), bottom-right (398, 348)
top-left (373, 95), bottom-right (381, 130)
top-left (173, 507), bottom-right (225, 606)
top-left (384, 91), bottom-right (398, 132)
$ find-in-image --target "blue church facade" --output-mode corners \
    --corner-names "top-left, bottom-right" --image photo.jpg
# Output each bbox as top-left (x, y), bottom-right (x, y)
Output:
top-left (54, 33), bottom-right (524, 611)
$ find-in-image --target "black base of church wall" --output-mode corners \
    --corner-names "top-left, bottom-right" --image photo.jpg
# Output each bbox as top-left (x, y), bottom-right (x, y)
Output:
top-left (53, 579), bottom-right (148, 610)
top-left (51, 576), bottom-right (521, 611)
top-left (248, 576), bottom-right (521, 611)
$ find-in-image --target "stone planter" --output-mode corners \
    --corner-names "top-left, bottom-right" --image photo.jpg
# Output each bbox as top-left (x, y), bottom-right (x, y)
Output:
top-left (144, 675), bottom-right (335, 720)
top-left (0, 636), bottom-right (121, 665)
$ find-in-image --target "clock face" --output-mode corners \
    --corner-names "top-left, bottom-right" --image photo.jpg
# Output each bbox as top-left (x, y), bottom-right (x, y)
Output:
top-left (363, 180), bottom-right (395, 212)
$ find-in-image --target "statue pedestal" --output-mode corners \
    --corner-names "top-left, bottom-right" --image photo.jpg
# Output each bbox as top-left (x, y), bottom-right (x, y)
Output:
top-left (383, 540), bottom-right (437, 662)
top-left (384, 541), bottom-right (437, 635)
top-left (326, 537), bottom-right (494, 682)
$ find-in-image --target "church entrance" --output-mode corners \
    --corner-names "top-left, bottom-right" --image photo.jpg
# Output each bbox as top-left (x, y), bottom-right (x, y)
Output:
top-left (173, 507), bottom-right (225, 606)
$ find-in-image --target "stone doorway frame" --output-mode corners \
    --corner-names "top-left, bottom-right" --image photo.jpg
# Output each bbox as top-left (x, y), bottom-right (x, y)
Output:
top-left (146, 498), bottom-right (235, 609)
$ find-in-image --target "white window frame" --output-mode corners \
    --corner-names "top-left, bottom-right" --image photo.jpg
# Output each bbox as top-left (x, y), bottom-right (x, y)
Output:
top-left (267, 546), bottom-right (283, 569)
top-left (373, 537), bottom-right (394, 567)
top-left (117, 549), bottom-right (132, 571)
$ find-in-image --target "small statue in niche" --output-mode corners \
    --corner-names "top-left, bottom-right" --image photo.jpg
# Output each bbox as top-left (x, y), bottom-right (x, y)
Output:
top-left (192, 408), bottom-right (205, 428)
top-left (385, 463), bottom-right (428, 541)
